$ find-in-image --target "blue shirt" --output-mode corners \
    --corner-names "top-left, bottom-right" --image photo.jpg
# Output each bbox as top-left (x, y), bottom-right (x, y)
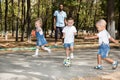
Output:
top-left (54, 10), bottom-right (67, 27)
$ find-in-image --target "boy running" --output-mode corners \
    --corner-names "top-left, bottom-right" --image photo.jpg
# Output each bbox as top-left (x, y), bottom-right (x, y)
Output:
top-left (85, 19), bottom-right (119, 70)
top-left (62, 17), bottom-right (77, 59)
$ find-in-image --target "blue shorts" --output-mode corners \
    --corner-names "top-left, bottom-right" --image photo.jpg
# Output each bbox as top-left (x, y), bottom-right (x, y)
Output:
top-left (64, 42), bottom-right (74, 48)
top-left (98, 44), bottom-right (110, 58)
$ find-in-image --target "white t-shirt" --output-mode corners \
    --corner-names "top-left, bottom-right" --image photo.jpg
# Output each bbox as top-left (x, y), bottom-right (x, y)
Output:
top-left (97, 30), bottom-right (111, 45)
top-left (62, 26), bottom-right (77, 43)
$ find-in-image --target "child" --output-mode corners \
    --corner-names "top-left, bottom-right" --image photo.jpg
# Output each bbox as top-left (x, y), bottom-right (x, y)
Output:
top-left (32, 18), bottom-right (51, 57)
top-left (85, 19), bottom-right (119, 70)
top-left (62, 17), bottom-right (77, 59)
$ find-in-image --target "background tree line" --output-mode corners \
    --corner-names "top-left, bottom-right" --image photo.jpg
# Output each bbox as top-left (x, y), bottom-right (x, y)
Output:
top-left (0, 0), bottom-right (120, 42)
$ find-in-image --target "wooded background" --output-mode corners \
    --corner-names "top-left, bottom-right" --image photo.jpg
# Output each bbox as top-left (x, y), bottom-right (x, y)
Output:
top-left (0, 0), bottom-right (120, 42)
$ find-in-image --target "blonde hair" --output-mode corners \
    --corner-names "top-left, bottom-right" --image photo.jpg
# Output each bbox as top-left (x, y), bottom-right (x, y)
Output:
top-left (96, 19), bottom-right (107, 27)
top-left (35, 18), bottom-right (43, 26)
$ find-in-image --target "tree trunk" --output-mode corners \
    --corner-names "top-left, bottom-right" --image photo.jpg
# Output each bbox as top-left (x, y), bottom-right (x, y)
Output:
top-left (16, 0), bottom-right (20, 41)
top-left (5, 0), bottom-right (8, 40)
top-left (50, 0), bottom-right (56, 38)
top-left (11, 0), bottom-right (15, 37)
top-left (27, 0), bottom-right (31, 42)
top-left (37, 0), bottom-right (40, 17)
top-left (76, 0), bottom-right (82, 35)
top-left (0, 0), bottom-right (2, 31)
top-left (107, 0), bottom-right (115, 38)
top-left (44, 7), bottom-right (49, 37)
top-left (118, 0), bottom-right (120, 38)
top-left (21, 0), bottom-right (25, 41)
top-left (93, 0), bottom-right (98, 32)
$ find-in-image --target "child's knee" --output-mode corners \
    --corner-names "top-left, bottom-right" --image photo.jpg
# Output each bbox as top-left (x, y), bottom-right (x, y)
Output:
top-left (41, 46), bottom-right (45, 49)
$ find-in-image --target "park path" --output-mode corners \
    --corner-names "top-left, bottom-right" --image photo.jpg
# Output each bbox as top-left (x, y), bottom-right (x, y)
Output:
top-left (0, 48), bottom-right (120, 80)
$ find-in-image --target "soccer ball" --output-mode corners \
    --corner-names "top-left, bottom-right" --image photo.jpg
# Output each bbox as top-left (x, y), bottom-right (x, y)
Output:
top-left (63, 59), bottom-right (71, 67)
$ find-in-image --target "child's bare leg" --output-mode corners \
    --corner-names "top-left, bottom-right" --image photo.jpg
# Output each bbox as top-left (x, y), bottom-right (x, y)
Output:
top-left (103, 58), bottom-right (118, 69)
top-left (33, 46), bottom-right (39, 56)
top-left (70, 46), bottom-right (74, 53)
top-left (70, 46), bottom-right (74, 59)
top-left (97, 54), bottom-right (102, 65)
top-left (66, 48), bottom-right (70, 59)
top-left (94, 54), bottom-right (103, 69)
top-left (103, 58), bottom-right (114, 64)
top-left (41, 46), bottom-right (51, 53)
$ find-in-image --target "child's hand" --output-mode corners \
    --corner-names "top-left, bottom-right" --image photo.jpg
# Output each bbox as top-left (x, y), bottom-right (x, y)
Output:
top-left (114, 40), bottom-right (119, 44)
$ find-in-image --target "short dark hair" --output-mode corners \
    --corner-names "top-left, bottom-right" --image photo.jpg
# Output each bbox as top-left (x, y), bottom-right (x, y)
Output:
top-left (59, 3), bottom-right (63, 6)
top-left (67, 17), bottom-right (74, 21)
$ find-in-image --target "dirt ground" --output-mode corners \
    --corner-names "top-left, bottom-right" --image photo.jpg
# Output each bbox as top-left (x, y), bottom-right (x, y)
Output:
top-left (0, 37), bottom-right (120, 80)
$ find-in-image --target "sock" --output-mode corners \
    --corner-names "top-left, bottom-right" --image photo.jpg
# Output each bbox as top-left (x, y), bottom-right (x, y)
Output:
top-left (98, 64), bottom-right (102, 67)
top-left (44, 47), bottom-right (50, 51)
top-left (67, 57), bottom-right (70, 59)
top-left (113, 61), bottom-right (116, 64)
top-left (35, 48), bottom-right (39, 55)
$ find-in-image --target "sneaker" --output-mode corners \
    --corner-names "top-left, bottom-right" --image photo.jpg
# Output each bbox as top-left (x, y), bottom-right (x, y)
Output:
top-left (112, 61), bottom-right (118, 70)
top-left (32, 54), bottom-right (38, 57)
top-left (70, 53), bottom-right (74, 59)
top-left (94, 65), bottom-right (103, 70)
top-left (48, 49), bottom-right (51, 54)
top-left (67, 57), bottom-right (70, 60)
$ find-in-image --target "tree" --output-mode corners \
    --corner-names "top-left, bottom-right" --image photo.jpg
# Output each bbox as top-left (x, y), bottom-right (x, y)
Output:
top-left (15, 0), bottom-right (20, 41)
top-left (76, 0), bottom-right (82, 34)
top-left (107, 0), bottom-right (116, 38)
top-left (118, 0), bottom-right (120, 38)
top-left (37, 0), bottom-right (40, 17)
top-left (51, 0), bottom-right (56, 38)
top-left (21, 0), bottom-right (26, 41)
top-left (0, 0), bottom-right (2, 31)
top-left (5, 0), bottom-right (8, 40)
top-left (27, 0), bottom-right (31, 42)
top-left (11, 0), bottom-right (15, 37)
top-left (0, 0), bottom-right (119, 41)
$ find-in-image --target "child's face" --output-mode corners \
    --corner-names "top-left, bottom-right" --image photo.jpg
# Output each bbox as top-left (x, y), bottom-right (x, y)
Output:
top-left (96, 24), bottom-right (105, 32)
top-left (67, 20), bottom-right (74, 26)
top-left (35, 21), bottom-right (42, 28)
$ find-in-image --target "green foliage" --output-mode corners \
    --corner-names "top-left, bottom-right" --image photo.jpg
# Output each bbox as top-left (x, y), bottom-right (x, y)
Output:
top-left (0, 0), bottom-right (120, 39)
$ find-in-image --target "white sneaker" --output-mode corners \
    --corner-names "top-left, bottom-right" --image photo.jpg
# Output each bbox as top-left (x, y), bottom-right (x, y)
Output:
top-left (67, 57), bottom-right (70, 59)
top-left (70, 53), bottom-right (74, 59)
top-left (32, 54), bottom-right (38, 57)
top-left (48, 49), bottom-right (51, 54)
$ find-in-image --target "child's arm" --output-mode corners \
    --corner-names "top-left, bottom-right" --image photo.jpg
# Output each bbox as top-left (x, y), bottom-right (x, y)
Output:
top-left (62, 33), bottom-right (65, 38)
top-left (74, 32), bottom-right (77, 35)
top-left (109, 37), bottom-right (119, 44)
top-left (36, 27), bottom-right (41, 32)
top-left (84, 35), bottom-right (98, 40)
